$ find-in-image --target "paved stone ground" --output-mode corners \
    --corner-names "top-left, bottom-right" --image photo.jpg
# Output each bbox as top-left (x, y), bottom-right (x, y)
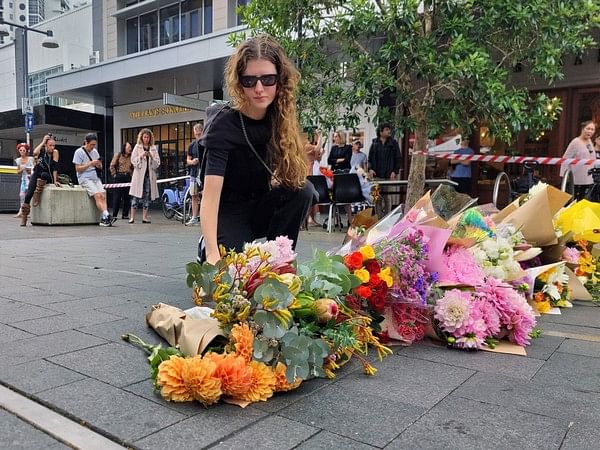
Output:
top-left (1, 211), bottom-right (600, 449)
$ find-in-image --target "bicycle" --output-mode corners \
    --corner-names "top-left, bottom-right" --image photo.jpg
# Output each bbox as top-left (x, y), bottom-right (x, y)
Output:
top-left (161, 174), bottom-right (192, 223)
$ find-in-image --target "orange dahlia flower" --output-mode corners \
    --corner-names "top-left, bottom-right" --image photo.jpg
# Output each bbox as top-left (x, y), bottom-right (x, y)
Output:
top-left (273, 362), bottom-right (302, 392)
top-left (230, 322), bottom-right (254, 362)
top-left (182, 356), bottom-right (222, 406)
top-left (239, 360), bottom-right (276, 402)
top-left (156, 356), bottom-right (193, 402)
top-left (206, 353), bottom-right (253, 398)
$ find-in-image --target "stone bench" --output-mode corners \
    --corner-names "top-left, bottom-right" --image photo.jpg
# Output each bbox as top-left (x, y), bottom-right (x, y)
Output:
top-left (31, 185), bottom-right (101, 225)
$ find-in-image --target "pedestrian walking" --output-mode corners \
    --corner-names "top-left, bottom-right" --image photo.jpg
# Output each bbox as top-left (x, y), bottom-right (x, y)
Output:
top-left (186, 123), bottom-right (204, 226)
top-left (560, 120), bottom-right (597, 200)
top-left (129, 128), bottom-right (160, 224)
top-left (199, 35), bottom-right (314, 264)
top-left (109, 142), bottom-right (133, 219)
top-left (14, 143), bottom-right (34, 218)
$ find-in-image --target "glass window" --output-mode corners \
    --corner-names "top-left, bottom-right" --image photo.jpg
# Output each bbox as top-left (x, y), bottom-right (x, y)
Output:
top-left (160, 3), bottom-right (180, 46)
top-left (140, 11), bottom-right (158, 51)
top-left (181, 0), bottom-right (202, 39)
top-left (204, 0), bottom-right (212, 34)
top-left (126, 17), bottom-right (138, 54)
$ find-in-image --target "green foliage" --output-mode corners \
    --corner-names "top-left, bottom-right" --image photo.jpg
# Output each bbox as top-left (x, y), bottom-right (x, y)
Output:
top-left (236, 0), bottom-right (599, 140)
top-left (529, 327), bottom-right (543, 339)
top-left (254, 309), bottom-right (289, 339)
top-left (321, 321), bottom-right (358, 351)
top-left (186, 261), bottom-right (225, 301)
top-left (252, 278), bottom-right (294, 309)
top-left (297, 249), bottom-right (361, 298)
top-left (281, 330), bottom-right (330, 381)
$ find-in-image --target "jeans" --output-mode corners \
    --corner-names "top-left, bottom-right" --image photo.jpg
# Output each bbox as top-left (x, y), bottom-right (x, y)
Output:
top-left (131, 175), bottom-right (151, 210)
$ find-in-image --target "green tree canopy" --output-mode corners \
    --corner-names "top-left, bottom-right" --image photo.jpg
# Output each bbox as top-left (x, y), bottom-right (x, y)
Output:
top-left (236, 0), bottom-right (600, 207)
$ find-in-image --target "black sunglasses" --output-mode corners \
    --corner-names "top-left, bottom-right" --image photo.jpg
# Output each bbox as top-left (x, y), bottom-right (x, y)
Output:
top-left (239, 74), bottom-right (279, 88)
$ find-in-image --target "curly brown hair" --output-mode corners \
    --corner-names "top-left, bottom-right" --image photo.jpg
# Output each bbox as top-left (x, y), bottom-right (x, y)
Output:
top-left (225, 35), bottom-right (307, 188)
top-left (136, 128), bottom-right (155, 147)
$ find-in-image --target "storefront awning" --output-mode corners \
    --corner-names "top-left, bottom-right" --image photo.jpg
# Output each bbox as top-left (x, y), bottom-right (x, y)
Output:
top-left (46, 27), bottom-right (241, 107)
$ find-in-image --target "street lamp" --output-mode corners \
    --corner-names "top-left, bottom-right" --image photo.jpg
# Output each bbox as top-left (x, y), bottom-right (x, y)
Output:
top-left (0, 19), bottom-right (59, 146)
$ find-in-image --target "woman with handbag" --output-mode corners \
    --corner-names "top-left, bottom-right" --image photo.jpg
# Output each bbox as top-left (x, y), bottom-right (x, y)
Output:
top-left (109, 142), bottom-right (133, 220)
top-left (129, 129), bottom-right (160, 224)
top-left (199, 35), bottom-right (314, 264)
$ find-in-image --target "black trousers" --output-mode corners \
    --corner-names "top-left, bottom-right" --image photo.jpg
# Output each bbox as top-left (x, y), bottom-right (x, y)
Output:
top-left (24, 169), bottom-right (52, 204)
top-left (217, 182), bottom-right (315, 253)
top-left (574, 184), bottom-right (592, 201)
top-left (451, 177), bottom-right (471, 195)
top-left (111, 175), bottom-right (132, 218)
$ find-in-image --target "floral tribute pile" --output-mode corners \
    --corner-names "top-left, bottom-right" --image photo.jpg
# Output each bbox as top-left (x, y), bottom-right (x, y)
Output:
top-left (126, 183), bottom-right (600, 408)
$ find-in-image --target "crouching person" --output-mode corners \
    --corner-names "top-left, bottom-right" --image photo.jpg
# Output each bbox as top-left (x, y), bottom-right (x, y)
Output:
top-left (18, 134), bottom-right (61, 227)
top-left (73, 133), bottom-right (116, 227)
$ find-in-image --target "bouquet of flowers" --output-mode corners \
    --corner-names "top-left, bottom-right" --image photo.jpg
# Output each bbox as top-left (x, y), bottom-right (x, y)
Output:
top-left (469, 236), bottom-right (524, 282)
top-left (438, 245), bottom-right (486, 287)
top-left (532, 263), bottom-right (571, 313)
top-left (568, 241), bottom-right (600, 303)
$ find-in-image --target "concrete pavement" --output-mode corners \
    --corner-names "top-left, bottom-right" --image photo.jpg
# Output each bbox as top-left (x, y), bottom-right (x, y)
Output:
top-left (1, 212), bottom-right (600, 449)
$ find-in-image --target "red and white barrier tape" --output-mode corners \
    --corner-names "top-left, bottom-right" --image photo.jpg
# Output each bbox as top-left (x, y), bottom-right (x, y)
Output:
top-left (414, 151), bottom-right (596, 166)
top-left (103, 175), bottom-right (189, 189)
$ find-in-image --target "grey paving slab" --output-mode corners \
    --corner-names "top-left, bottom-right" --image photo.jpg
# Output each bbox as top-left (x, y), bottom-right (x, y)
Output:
top-left (49, 342), bottom-right (149, 388)
top-left (532, 351), bottom-right (600, 392)
top-left (0, 323), bottom-right (34, 344)
top-left (123, 380), bottom-right (204, 417)
top-left (95, 301), bottom-right (153, 319)
top-left (453, 372), bottom-right (600, 423)
top-left (279, 383), bottom-right (425, 447)
top-left (0, 409), bottom-right (69, 450)
top-left (0, 329), bottom-right (106, 366)
top-left (557, 338), bottom-right (600, 358)
top-left (333, 354), bottom-right (474, 409)
top-left (134, 404), bottom-right (267, 449)
top-left (43, 296), bottom-right (135, 313)
top-left (537, 322), bottom-right (600, 339)
top-left (522, 334), bottom-right (564, 361)
top-left (397, 340), bottom-right (544, 379)
top-left (0, 359), bottom-right (87, 394)
top-left (296, 430), bottom-right (378, 450)
top-left (11, 309), bottom-right (122, 336)
top-left (37, 378), bottom-right (186, 443)
top-left (561, 422), bottom-right (600, 450)
top-left (387, 396), bottom-right (567, 450)
top-left (77, 317), bottom-right (158, 344)
top-left (1, 289), bottom-right (79, 306)
top-left (53, 284), bottom-right (140, 299)
top-left (537, 304), bottom-right (600, 329)
top-left (211, 415), bottom-right (319, 450)
top-left (0, 298), bottom-right (62, 323)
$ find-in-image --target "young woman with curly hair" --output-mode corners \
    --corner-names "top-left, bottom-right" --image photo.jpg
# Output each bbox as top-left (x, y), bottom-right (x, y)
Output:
top-left (199, 35), bottom-right (315, 264)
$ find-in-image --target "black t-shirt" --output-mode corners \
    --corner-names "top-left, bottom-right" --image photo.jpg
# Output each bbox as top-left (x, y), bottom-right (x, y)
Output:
top-left (187, 140), bottom-right (204, 178)
top-left (203, 108), bottom-right (272, 202)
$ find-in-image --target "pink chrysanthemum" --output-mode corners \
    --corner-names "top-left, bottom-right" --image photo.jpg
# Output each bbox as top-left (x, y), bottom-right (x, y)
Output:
top-left (434, 289), bottom-right (473, 334)
top-left (439, 246), bottom-right (486, 286)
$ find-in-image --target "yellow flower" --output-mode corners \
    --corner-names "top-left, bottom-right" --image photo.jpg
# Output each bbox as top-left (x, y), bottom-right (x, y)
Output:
top-left (378, 267), bottom-right (393, 288)
top-left (359, 245), bottom-right (375, 260)
top-left (535, 299), bottom-right (552, 314)
top-left (239, 361), bottom-right (276, 403)
top-left (230, 322), bottom-right (255, 362)
top-left (274, 273), bottom-right (302, 296)
top-left (156, 356), bottom-right (193, 402)
top-left (363, 363), bottom-right (377, 376)
top-left (273, 362), bottom-right (302, 392)
top-left (182, 356), bottom-right (222, 406)
top-left (354, 268), bottom-right (370, 284)
top-left (272, 309), bottom-right (292, 327)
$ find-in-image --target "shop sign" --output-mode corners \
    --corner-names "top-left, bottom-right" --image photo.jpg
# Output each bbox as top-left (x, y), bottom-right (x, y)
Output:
top-left (129, 106), bottom-right (193, 120)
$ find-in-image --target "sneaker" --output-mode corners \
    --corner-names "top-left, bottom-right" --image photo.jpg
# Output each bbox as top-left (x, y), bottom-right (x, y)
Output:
top-left (186, 217), bottom-right (199, 226)
top-left (99, 217), bottom-right (110, 227)
top-left (109, 215), bottom-right (118, 225)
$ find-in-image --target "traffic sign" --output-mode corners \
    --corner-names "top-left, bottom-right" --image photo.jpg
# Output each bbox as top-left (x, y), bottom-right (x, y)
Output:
top-left (25, 112), bottom-right (34, 132)
top-left (21, 97), bottom-right (33, 115)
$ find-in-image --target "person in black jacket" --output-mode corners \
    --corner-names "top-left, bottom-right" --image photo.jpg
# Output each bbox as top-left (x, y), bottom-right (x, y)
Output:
top-left (327, 130), bottom-right (352, 172)
top-left (199, 35), bottom-right (314, 264)
top-left (186, 123), bottom-right (204, 226)
top-left (368, 123), bottom-right (401, 213)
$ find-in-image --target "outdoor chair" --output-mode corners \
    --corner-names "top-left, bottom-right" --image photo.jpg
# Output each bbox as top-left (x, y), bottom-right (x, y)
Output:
top-left (330, 173), bottom-right (366, 233)
top-left (306, 175), bottom-right (332, 230)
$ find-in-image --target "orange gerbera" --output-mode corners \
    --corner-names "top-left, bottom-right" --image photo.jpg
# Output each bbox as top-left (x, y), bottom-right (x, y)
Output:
top-left (156, 356), bottom-right (193, 402)
top-left (206, 353), bottom-right (253, 398)
top-left (181, 356), bottom-right (222, 406)
top-left (239, 360), bottom-right (276, 402)
top-left (230, 322), bottom-right (254, 362)
top-left (273, 362), bottom-right (302, 392)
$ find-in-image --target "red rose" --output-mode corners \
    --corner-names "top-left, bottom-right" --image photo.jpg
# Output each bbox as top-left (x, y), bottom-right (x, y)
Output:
top-left (345, 294), bottom-right (362, 311)
top-left (368, 273), bottom-right (381, 287)
top-left (355, 285), bottom-right (372, 299)
top-left (344, 252), bottom-right (364, 270)
top-left (365, 260), bottom-right (381, 275)
top-left (369, 292), bottom-right (386, 312)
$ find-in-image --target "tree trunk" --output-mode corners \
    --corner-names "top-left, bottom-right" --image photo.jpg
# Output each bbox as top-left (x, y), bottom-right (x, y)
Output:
top-left (405, 120), bottom-right (428, 210)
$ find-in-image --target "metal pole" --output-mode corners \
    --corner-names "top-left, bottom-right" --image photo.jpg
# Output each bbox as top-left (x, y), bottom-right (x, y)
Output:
top-left (22, 28), bottom-right (30, 148)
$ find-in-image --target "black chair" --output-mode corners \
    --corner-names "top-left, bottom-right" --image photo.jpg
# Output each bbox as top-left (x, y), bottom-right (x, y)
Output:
top-left (306, 175), bottom-right (332, 230)
top-left (331, 173), bottom-right (365, 232)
